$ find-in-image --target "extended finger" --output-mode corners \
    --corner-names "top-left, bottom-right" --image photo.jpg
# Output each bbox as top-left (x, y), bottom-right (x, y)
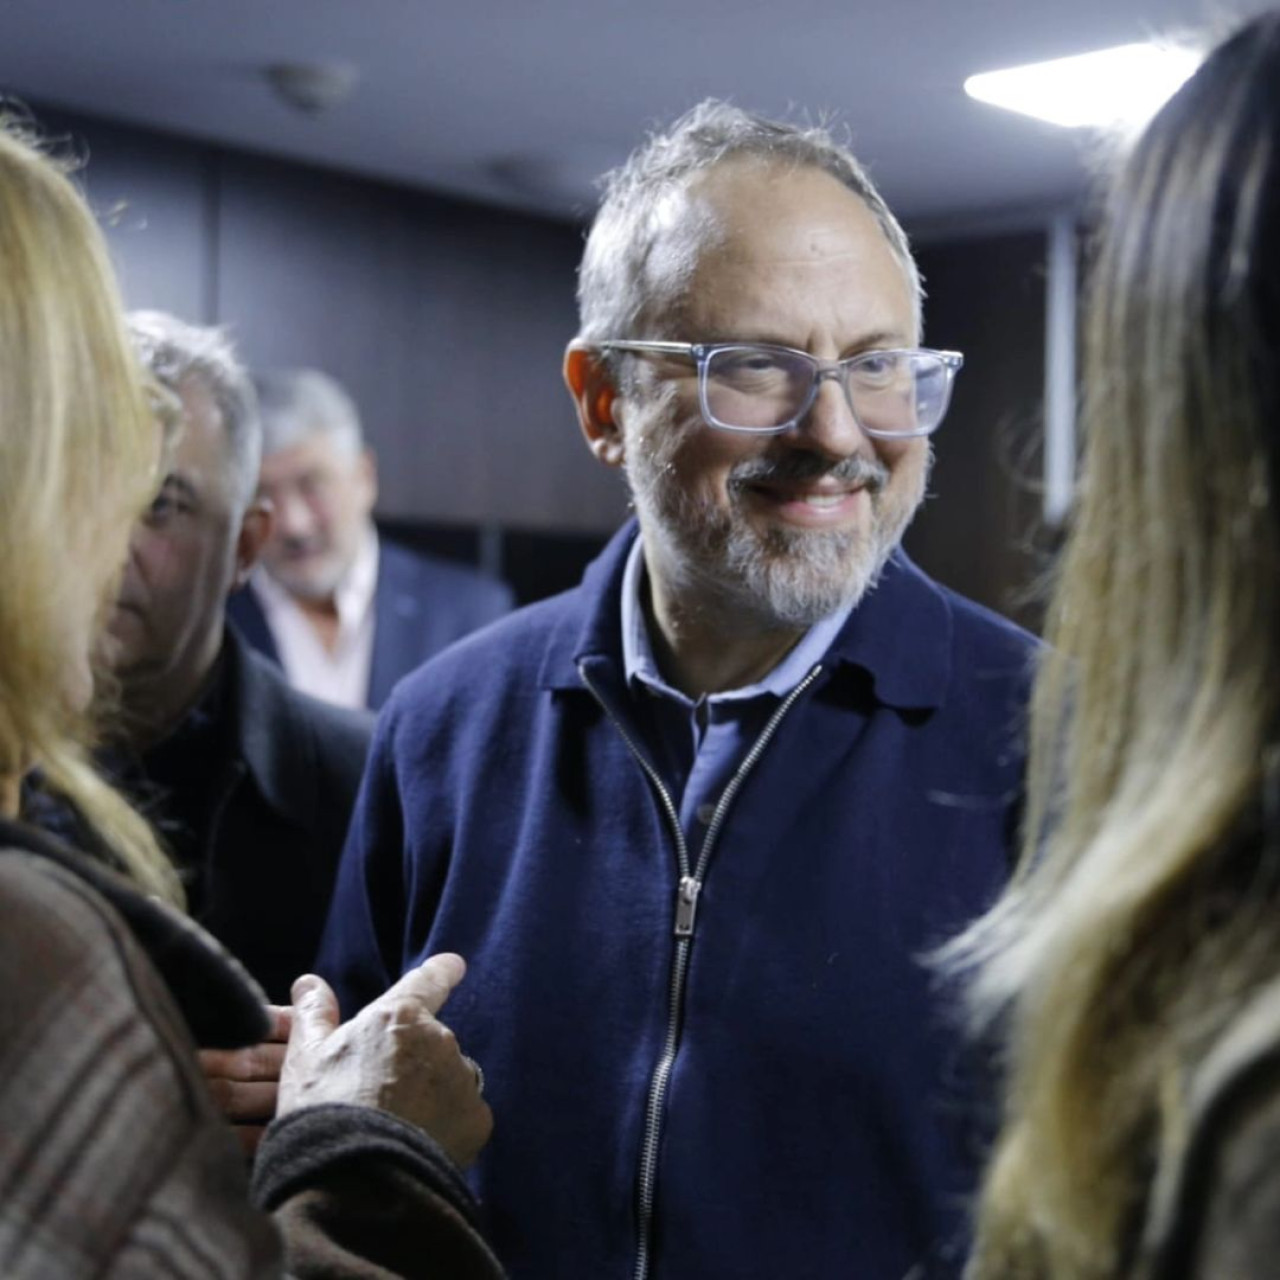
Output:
top-left (380, 952), bottom-right (466, 1018)
top-left (289, 974), bottom-right (341, 1051)
top-left (263, 1004), bottom-right (293, 1042)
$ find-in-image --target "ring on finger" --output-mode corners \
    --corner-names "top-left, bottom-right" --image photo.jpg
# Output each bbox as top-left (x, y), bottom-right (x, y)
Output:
top-left (463, 1055), bottom-right (485, 1097)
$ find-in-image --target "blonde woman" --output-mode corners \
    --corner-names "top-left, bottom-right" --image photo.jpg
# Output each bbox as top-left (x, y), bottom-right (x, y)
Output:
top-left (0, 122), bottom-right (502, 1277)
top-left (951, 14), bottom-right (1280, 1280)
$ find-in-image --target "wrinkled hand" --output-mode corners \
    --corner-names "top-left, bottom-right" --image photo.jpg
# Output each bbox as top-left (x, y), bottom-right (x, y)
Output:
top-left (199, 1005), bottom-right (292, 1157)
top-left (278, 953), bottom-right (492, 1169)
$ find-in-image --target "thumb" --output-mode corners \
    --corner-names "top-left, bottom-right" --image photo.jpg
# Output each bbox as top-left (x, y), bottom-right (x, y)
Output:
top-left (381, 952), bottom-right (467, 1018)
top-left (289, 974), bottom-right (340, 1049)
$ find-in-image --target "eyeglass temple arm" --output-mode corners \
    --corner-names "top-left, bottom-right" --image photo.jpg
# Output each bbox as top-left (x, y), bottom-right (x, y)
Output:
top-left (594, 340), bottom-right (696, 357)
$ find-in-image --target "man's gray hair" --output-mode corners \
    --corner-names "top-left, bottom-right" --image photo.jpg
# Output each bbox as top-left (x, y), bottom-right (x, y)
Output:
top-left (127, 310), bottom-right (261, 515)
top-left (577, 99), bottom-right (922, 343)
top-left (252, 368), bottom-right (364, 460)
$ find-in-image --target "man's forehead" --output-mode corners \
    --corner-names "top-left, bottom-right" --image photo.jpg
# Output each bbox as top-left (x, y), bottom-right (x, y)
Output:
top-left (686, 161), bottom-right (886, 260)
top-left (176, 372), bottom-right (223, 425)
top-left (159, 426), bottom-right (227, 506)
top-left (262, 431), bottom-right (350, 476)
top-left (640, 160), bottom-right (915, 342)
top-left (632, 184), bottom-right (725, 328)
top-left (174, 379), bottom-right (231, 448)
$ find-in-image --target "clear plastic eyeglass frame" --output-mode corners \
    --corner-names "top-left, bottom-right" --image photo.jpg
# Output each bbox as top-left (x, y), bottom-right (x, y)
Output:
top-left (593, 339), bottom-right (964, 438)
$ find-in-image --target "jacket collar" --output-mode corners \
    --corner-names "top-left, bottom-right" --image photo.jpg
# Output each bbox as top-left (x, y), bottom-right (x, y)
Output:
top-left (224, 623), bottom-right (313, 819)
top-left (821, 547), bottom-right (953, 709)
top-left (538, 518), bottom-right (952, 710)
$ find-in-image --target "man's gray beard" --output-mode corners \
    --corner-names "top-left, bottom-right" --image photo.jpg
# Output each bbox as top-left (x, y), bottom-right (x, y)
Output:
top-left (630, 448), bottom-right (927, 630)
top-left (269, 555), bottom-right (347, 603)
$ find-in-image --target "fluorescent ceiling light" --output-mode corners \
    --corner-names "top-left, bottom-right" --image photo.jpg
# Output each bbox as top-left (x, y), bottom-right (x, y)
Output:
top-left (964, 42), bottom-right (1202, 129)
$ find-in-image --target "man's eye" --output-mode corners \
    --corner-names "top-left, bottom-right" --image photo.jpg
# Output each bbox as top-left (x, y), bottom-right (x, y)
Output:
top-left (849, 353), bottom-right (901, 384)
top-left (715, 352), bottom-right (787, 381)
top-left (144, 492), bottom-right (186, 525)
top-left (297, 472), bottom-right (333, 500)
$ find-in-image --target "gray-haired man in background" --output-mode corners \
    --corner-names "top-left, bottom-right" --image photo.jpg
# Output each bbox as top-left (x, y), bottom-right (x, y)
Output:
top-left (229, 368), bottom-right (513, 711)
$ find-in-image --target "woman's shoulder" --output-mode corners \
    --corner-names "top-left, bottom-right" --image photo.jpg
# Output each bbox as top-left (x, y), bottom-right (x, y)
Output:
top-left (0, 842), bottom-right (128, 985)
top-left (0, 816), bottom-right (269, 1046)
top-left (0, 840), bottom-right (208, 1075)
top-left (0, 838), bottom-right (283, 1276)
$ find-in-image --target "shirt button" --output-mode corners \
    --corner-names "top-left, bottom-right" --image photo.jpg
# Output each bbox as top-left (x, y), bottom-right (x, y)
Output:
top-left (696, 803), bottom-right (717, 825)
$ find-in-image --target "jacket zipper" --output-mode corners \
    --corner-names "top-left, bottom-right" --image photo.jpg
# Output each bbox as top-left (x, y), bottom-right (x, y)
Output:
top-left (578, 660), bottom-right (824, 1280)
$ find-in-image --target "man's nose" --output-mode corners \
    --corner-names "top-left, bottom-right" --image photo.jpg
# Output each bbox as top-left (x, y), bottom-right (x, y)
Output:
top-left (272, 489), bottom-right (314, 538)
top-left (794, 372), bottom-right (871, 459)
top-left (120, 530), bottom-right (147, 587)
top-left (124, 520), bottom-right (153, 566)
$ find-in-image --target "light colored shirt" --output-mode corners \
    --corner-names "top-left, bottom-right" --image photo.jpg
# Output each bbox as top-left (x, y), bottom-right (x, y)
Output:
top-left (619, 534), bottom-right (852, 847)
top-left (249, 525), bottom-right (379, 711)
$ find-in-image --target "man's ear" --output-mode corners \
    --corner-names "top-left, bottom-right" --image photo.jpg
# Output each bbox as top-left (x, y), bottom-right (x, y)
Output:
top-left (564, 343), bottom-right (625, 468)
top-left (230, 499), bottom-right (274, 592)
top-left (357, 447), bottom-right (379, 511)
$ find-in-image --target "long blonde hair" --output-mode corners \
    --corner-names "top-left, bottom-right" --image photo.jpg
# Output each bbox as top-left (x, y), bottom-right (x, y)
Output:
top-left (948, 15), bottom-right (1280, 1277)
top-left (0, 120), bottom-right (182, 904)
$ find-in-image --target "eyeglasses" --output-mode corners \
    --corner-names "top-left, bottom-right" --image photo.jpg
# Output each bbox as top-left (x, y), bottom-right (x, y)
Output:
top-left (596, 340), bottom-right (964, 437)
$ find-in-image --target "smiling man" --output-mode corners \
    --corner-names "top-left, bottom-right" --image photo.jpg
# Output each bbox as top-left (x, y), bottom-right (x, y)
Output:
top-left (319, 102), bottom-right (1036, 1280)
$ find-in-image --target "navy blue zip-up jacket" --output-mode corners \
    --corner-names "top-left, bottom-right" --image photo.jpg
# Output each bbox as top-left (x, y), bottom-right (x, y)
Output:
top-left (318, 520), bottom-right (1036, 1280)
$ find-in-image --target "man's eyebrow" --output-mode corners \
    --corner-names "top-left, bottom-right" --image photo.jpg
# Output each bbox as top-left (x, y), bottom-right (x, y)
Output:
top-left (694, 328), bottom-right (912, 353)
top-left (845, 330), bottom-right (912, 353)
top-left (159, 473), bottom-right (200, 502)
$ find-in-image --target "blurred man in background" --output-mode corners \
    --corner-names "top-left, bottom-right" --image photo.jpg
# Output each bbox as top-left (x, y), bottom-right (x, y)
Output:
top-left (103, 312), bottom-right (373, 1003)
top-left (229, 368), bottom-right (513, 710)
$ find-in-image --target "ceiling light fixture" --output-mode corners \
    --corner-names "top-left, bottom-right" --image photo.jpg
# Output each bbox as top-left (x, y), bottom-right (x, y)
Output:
top-left (266, 61), bottom-right (360, 115)
top-left (964, 42), bottom-right (1201, 129)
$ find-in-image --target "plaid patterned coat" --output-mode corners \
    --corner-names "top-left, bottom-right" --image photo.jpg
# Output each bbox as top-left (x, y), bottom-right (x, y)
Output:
top-left (0, 818), bottom-right (503, 1278)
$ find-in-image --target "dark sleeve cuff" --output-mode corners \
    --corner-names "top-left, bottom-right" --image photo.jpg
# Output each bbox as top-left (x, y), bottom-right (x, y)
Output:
top-left (251, 1103), bottom-right (482, 1230)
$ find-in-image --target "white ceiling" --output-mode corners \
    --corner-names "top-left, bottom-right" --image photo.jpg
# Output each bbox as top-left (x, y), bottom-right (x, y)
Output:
top-left (1, 0), bottom-right (1271, 228)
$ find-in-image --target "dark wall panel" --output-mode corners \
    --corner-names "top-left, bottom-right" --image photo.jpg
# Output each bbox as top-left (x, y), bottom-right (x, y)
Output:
top-left (214, 151), bottom-right (629, 532)
top-left (904, 230), bottom-right (1048, 627)
top-left (36, 106), bottom-right (629, 537)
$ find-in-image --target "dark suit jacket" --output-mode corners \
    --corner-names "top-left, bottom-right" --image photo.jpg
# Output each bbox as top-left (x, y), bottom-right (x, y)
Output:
top-left (110, 628), bottom-right (374, 1002)
top-left (228, 536), bottom-right (514, 710)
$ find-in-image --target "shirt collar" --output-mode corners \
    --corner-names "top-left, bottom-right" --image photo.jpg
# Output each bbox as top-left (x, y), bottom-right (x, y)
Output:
top-left (544, 519), bottom-right (954, 712)
top-left (333, 522), bottom-right (379, 634)
top-left (619, 533), bottom-right (854, 706)
top-left (820, 547), bottom-right (953, 709)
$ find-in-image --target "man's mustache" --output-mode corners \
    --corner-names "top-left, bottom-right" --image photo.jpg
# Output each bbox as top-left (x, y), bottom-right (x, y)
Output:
top-left (278, 535), bottom-right (326, 556)
top-left (728, 452), bottom-right (889, 495)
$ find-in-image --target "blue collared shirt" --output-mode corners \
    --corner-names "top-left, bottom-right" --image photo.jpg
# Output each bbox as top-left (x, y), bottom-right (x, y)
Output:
top-left (619, 534), bottom-right (852, 845)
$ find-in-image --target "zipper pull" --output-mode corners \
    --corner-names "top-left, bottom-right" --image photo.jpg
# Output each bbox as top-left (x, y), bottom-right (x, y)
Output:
top-left (674, 875), bottom-right (702, 937)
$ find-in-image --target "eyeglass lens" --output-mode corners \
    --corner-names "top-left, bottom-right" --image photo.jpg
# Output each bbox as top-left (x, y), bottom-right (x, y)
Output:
top-left (702, 347), bottom-right (954, 435)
